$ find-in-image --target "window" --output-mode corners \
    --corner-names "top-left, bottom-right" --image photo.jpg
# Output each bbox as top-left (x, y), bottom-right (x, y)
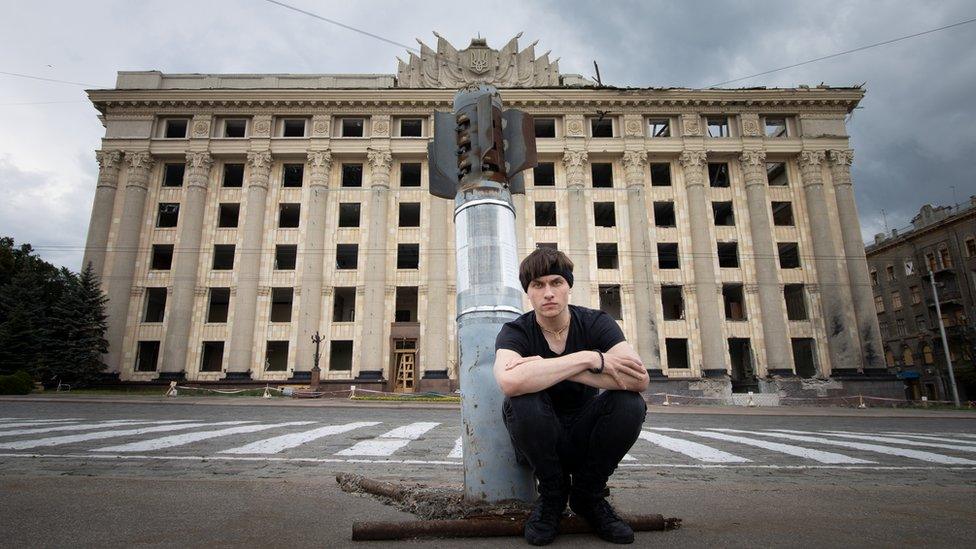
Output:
top-left (135, 341), bottom-right (160, 372)
top-left (218, 203), bottom-right (239, 228)
top-left (265, 341), bottom-right (288, 371)
top-left (269, 288), bottom-right (294, 322)
top-left (278, 203), bottom-right (300, 228)
top-left (280, 118), bottom-right (307, 138)
top-left (875, 294), bottom-right (885, 313)
top-left (708, 163), bottom-right (730, 187)
top-left (398, 118), bottom-right (423, 137)
top-left (590, 117), bottom-right (614, 137)
top-left (885, 348), bottom-right (895, 366)
top-left (340, 118), bottom-right (365, 137)
top-left (895, 319), bottom-right (907, 337)
top-left (771, 202), bottom-right (794, 226)
top-left (143, 288), bottom-right (167, 323)
top-left (274, 245), bottom-right (297, 270)
top-left (200, 341), bottom-right (224, 372)
top-left (400, 163), bottom-right (421, 187)
top-left (891, 291), bottom-right (903, 311)
top-left (342, 163), bottom-right (363, 187)
top-left (399, 203), bottom-right (421, 227)
top-left (533, 162), bottom-right (555, 186)
top-left (916, 314), bottom-right (927, 332)
top-left (766, 162), bottom-right (788, 186)
top-left (282, 164), bottom-right (304, 187)
top-left (596, 243), bottom-right (619, 269)
top-left (162, 118), bottom-right (188, 139)
top-left (207, 288), bottom-right (230, 323)
top-left (591, 163), bottom-right (613, 187)
top-left (397, 244), bottom-right (419, 269)
top-left (792, 338), bottom-right (817, 378)
top-left (870, 270), bottom-right (879, 286)
top-left (599, 285), bottom-right (622, 319)
top-left (658, 243), bottom-right (679, 269)
top-left (666, 339), bottom-right (689, 369)
top-left (650, 163), bottom-right (671, 186)
top-left (879, 321), bottom-right (889, 339)
top-left (966, 237), bottom-right (976, 257)
top-left (212, 244), bottom-right (235, 270)
top-left (156, 203), bottom-right (179, 228)
top-left (886, 265), bottom-right (896, 281)
top-left (395, 286), bottom-right (418, 322)
top-left (535, 201), bottom-right (557, 226)
top-left (926, 253), bottom-right (937, 273)
top-left (723, 284), bottom-right (746, 320)
top-left (648, 118), bottom-right (671, 138)
top-left (223, 163), bottom-right (244, 187)
top-left (336, 244), bottom-right (358, 270)
top-left (778, 243), bottom-right (800, 269)
top-left (712, 202), bottom-right (734, 226)
top-left (329, 340), bottom-right (354, 371)
top-left (902, 347), bottom-right (914, 366)
top-left (162, 163), bottom-right (185, 187)
top-left (333, 287), bottom-right (356, 322)
top-left (923, 344), bottom-right (935, 364)
top-left (654, 202), bottom-right (676, 227)
top-left (534, 118), bottom-right (556, 138)
top-left (221, 119), bottom-right (247, 138)
top-left (784, 284), bottom-right (807, 320)
top-left (910, 285), bottom-right (922, 305)
top-left (594, 202), bottom-right (616, 227)
top-left (717, 242), bottom-right (739, 268)
top-left (707, 116), bottom-right (730, 137)
top-left (764, 117), bottom-right (788, 138)
top-left (150, 244), bottom-right (173, 270)
top-left (939, 247), bottom-right (953, 269)
top-left (338, 203), bottom-right (361, 227)
top-left (537, 242), bottom-right (558, 251)
top-left (904, 260), bottom-right (915, 276)
top-left (661, 286), bottom-right (684, 320)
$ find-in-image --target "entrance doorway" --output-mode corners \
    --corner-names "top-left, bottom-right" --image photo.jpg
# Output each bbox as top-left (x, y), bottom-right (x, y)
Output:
top-left (728, 338), bottom-right (758, 393)
top-left (392, 339), bottom-right (417, 393)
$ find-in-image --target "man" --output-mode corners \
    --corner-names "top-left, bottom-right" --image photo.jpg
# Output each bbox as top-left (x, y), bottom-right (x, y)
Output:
top-left (494, 248), bottom-right (649, 545)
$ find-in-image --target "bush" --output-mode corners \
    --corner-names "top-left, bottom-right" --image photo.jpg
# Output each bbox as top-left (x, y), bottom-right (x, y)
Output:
top-left (0, 370), bottom-right (33, 395)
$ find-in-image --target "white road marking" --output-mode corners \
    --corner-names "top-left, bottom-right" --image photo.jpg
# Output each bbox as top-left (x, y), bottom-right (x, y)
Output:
top-left (220, 422), bottom-right (380, 454)
top-left (448, 436), bottom-right (463, 459)
top-left (649, 428), bottom-right (872, 464)
top-left (0, 421), bottom-right (251, 450)
top-left (638, 430), bottom-right (750, 463)
top-left (809, 431), bottom-right (976, 452)
top-left (0, 420), bottom-right (191, 437)
top-left (622, 453), bottom-right (636, 461)
top-left (92, 422), bottom-right (315, 453)
top-left (336, 422), bottom-right (440, 457)
top-left (879, 432), bottom-right (976, 444)
top-left (712, 429), bottom-right (976, 465)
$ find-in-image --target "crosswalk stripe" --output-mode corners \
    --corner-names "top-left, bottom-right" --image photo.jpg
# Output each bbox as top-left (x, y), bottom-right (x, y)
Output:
top-left (0, 421), bottom-right (251, 450)
top-left (638, 430), bottom-right (749, 463)
top-left (649, 428), bottom-right (873, 464)
top-left (219, 422), bottom-right (381, 454)
top-left (622, 453), bottom-right (636, 461)
top-left (0, 420), bottom-right (194, 437)
top-left (874, 432), bottom-right (976, 445)
top-left (448, 436), bottom-right (463, 459)
top-left (712, 429), bottom-right (976, 465)
top-left (91, 422), bottom-right (316, 453)
top-left (812, 431), bottom-right (976, 452)
top-left (336, 422), bottom-right (440, 457)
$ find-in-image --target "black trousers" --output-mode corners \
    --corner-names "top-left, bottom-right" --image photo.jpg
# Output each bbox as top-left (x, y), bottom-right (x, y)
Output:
top-left (502, 390), bottom-right (647, 497)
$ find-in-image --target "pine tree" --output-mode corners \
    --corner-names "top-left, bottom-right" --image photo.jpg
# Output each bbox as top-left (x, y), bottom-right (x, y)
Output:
top-left (42, 263), bottom-right (108, 385)
top-left (0, 268), bottom-right (48, 375)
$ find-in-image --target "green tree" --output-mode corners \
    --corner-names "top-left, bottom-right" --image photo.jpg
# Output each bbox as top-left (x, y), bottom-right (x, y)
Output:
top-left (39, 263), bottom-right (109, 385)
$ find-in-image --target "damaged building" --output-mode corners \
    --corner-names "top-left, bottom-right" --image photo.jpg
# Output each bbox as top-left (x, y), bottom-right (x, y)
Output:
top-left (82, 33), bottom-right (899, 399)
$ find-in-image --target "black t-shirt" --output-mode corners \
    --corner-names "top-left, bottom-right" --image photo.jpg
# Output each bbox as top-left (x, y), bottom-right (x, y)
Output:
top-left (495, 304), bottom-right (626, 416)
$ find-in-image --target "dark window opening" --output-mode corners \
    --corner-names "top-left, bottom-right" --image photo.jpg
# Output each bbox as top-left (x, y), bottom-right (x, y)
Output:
top-left (265, 341), bottom-right (288, 371)
top-left (723, 284), bottom-right (746, 320)
top-left (162, 163), bottom-right (185, 187)
top-left (533, 162), bottom-right (555, 186)
top-left (135, 341), bottom-right (160, 372)
top-left (270, 287), bottom-right (294, 322)
top-left (278, 203), bottom-right (300, 228)
top-left (399, 203), bottom-right (421, 227)
top-left (163, 119), bottom-right (188, 139)
top-left (778, 242), bottom-right (801, 269)
top-left (648, 119), bottom-right (671, 138)
top-left (336, 244), bottom-right (358, 270)
top-left (395, 286), bottom-right (418, 322)
top-left (654, 202), bottom-right (676, 227)
top-left (596, 243), bottom-right (619, 269)
top-left (329, 340), bottom-right (353, 371)
top-left (150, 244), bottom-right (173, 270)
top-left (207, 288), bottom-right (230, 323)
top-left (212, 244), bottom-right (235, 270)
top-left (274, 245), bottom-right (297, 270)
top-left (591, 118), bottom-right (614, 137)
top-left (784, 284), bottom-right (808, 320)
top-left (282, 164), bottom-right (304, 187)
top-left (591, 163), bottom-right (614, 188)
top-left (594, 202), bottom-right (616, 227)
top-left (718, 242), bottom-right (739, 268)
top-left (397, 244), bottom-right (419, 269)
top-left (708, 163), bottom-right (730, 187)
top-left (599, 284), bottom-right (622, 320)
top-left (200, 341), bottom-right (224, 372)
top-left (661, 286), bottom-right (684, 320)
top-left (223, 163), bottom-right (244, 187)
top-left (535, 118), bottom-right (556, 138)
top-left (333, 287), bottom-right (356, 322)
top-left (766, 162), bottom-right (788, 186)
top-left (712, 201), bottom-right (734, 226)
top-left (792, 338), bottom-right (817, 378)
top-left (341, 118), bottom-right (364, 137)
top-left (399, 119), bottom-right (422, 137)
top-left (650, 163), bottom-right (672, 186)
top-left (771, 201), bottom-right (794, 226)
top-left (342, 164), bottom-right (363, 187)
top-left (535, 201), bottom-right (557, 226)
top-left (218, 203), bottom-right (239, 228)
top-left (658, 243), bottom-right (679, 269)
top-left (282, 119), bottom-right (306, 137)
top-left (143, 287), bottom-right (167, 323)
top-left (156, 203), bottom-right (179, 228)
top-left (537, 242), bottom-right (558, 251)
top-left (666, 339), bottom-right (689, 369)
top-left (338, 203), bottom-right (361, 227)
top-left (400, 163), bottom-right (421, 187)
top-left (223, 119), bottom-right (247, 138)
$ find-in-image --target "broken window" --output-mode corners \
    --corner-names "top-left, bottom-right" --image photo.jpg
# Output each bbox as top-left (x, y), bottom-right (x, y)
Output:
top-left (764, 117), bottom-right (788, 138)
top-left (399, 203), bottom-right (421, 227)
top-left (902, 346), bottom-right (914, 366)
top-left (766, 162), bottom-right (788, 186)
top-left (599, 284), bottom-right (622, 320)
top-left (537, 242), bottom-right (558, 251)
top-left (162, 163), bottom-right (185, 187)
top-left (338, 203), bottom-right (361, 228)
top-left (904, 260), bottom-right (915, 276)
top-left (269, 287), bottom-right (293, 322)
top-left (533, 162), bottom-right (555, 186)
top-left (886, 265), bottom-right (896, 281)
top-left (135, 341), bottom-right (160, 372)
top-left (395, 286), bottom-right (419, 322)
top-left (708, 163), bottom-right (730, 187)
top-left (650, 163), bottom-right (672, 186)
top-left (926, 252), bottom-right (937, 272)
top-left (870, 270), bottom-right (879, 286)
top-left (207, 288), bottom-right (230, 323)
top-left (534, 118), bottom-right (556, 138)
top-left (648, 118), bottom-right (671, 138)
top-left (222, 119), bottom-right (247, 138)
top-left (939, 246), bottom-right (953, 269)
top-left (594, 202), bottom-right (616, 227)
top-left (712, 201), bottom-right (734, 226)
top-left (397, 244), bottom-right (420, 269)
top-left (212, 244), bottom-right (235, 270)
top-left (342, 163), bottom-right (363, 187)
top-left (400, 163), bottom-right (421, 187)
top-left (910, 285), bottom-right (922, 305)
top-left (333, 287), bottom-right (356, 322)
top-left (399, 118), bottom-right (423, 137)
top-left (162, 118), bottom-right (188, 139)
top-left (717, 242), bottom-right (739, 268)
top-left (200, 341), bottom-right (224, 372)
top-left (341, 118), bottom-right (365, 137)
top-left (658, 243), bottom-right (680, 269)
top-left (654, 201), bottom-right (676, 227)
top-left (150, 244), bottom-right (173, 270)
top-left (218, 203), bottom-right (239, 228)
top-left (666, 339), bottom-right (689, 369)
top-left (274, 245), bottom-right (297, 270)
top-left (591, 163), bottom-right (614, 187)
top-left (278, 203), bottom-right (300, 228)
top-left (874, 294), bottom-right (885, 313)
top-left (784, 284), bottom-right (807, 320)
top-left (661, 286), bottom-right (684, 320)
top-left (265, 341), bottom-right (288, 371)
top-left (771, 201), bottom-right (794, 226)
top-left (922, 343), bottom-right (935, 364)
top-left (329, 340), bottom-right (353, 371)
top-left (282, 163), bottom-right (304, 187)
top-left (791, 338), bottom-right (817, 378)
top-left (156, 203), bottom-right (179, 228)
top-left (336, 244), bottom-right (358, 270)
top-left (223, 163), bottom-right (244, 187)
top-left (896, 319), bottom-right (907, 337)
top-left (891, 291), bottom-right (903, 311)
top-left (723, 284), bottom-right (746, 320)
top-left (706, 116), bottom-right (730, 138)
top-left (967, 237), bottom-right (976, 257)
top-left (143, 287), bottom-right (167, 323)
top-left (280, 118), bottom-right (307, 138)
top-left (535, 201), bottom-right (557, 226)
top-left (590, 117), bottom-right (614, 138)
top-left (778, 242), bottom-right (800, 269)
top-left (596, 243), bottom-right (619, 269)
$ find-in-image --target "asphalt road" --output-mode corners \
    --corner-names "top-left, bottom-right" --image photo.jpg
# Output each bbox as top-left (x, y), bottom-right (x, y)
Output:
top-left (1, 398), bottom-right (974, 547)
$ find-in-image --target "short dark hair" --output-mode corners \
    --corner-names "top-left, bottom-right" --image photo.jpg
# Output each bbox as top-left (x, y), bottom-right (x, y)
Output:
top-left (519, 248), bottom-right (574, 292)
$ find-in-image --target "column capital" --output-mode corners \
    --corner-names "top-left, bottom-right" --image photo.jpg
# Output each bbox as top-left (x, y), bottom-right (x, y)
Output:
top-left (366, 147), bottom-right (392, 172)
top-left (246, 150), bottom-right (273, 170)
top-left (125, 151), bottom-right (154, 172)
top-left (563, 149), bottom-right (588, 187)
top-left (622, 150), bottom-right (647, 187)
top-left (799, 149), bottom-right (826, 167)
top-left (308, 150), bottom-right (333, 168)
top-left (739, 149), bottom-right (767, 167)
top-left (186, 151), bottom-right (213, 170)
top-left (96, 149), bottom-right (124, 171)
top-left (678, 150), bottom-right (707, 169)
top-left (308, 150), bottom-right (333, 189)
top-left (827, 149), bottom-right (854, 167)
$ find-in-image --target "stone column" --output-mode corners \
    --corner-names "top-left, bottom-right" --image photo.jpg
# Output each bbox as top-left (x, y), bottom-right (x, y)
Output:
top-left (679, 150), bottom-right (726, 374)
top-left (740, 150), bottom-right (792, 374)
top-left (828, 149), bottom-right (885, 370)
top-left (425, 195), bottom-right (450, 376)
top-left (104, 151), bottom-right (154, 372)
top-left (227, 151), bottom-right (273, 376)
top-left (563, 149), bottom-right (592, 306)
top-left (622, 150), bottom-right (661, 371)
top-left (82, 150), bottom-right (124, 279)
top-left (798, 150), bottom-right (860, 373)
top-left (160, 152), bottom-right (213, 375)
top-left (295, 150), bottom-right (332, 372)
top-left (358, 148), bottom-right (392, 377)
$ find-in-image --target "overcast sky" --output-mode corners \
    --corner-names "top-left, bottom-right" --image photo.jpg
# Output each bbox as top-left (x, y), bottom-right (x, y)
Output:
top-left (1, 0), bottom-right (974, 270)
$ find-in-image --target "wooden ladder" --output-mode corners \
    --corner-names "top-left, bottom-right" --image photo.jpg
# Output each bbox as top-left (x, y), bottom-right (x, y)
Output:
top-left (394, 351), bottom-right (415, 393)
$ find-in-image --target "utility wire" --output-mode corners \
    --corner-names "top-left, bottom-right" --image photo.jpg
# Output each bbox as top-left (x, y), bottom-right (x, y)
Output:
top-left (0, 70), bottom-right (105, 88)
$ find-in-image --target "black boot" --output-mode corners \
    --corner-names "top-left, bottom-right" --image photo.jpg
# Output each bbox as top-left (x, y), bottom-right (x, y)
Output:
top-left (569, 483), bottom-right (634, 544)
top-left (524, 482), bottom-right (568, 546)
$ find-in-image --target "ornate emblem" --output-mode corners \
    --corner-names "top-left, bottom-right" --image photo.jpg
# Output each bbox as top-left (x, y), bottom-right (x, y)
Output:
top-left (566, 120), bottom-right (584, 137)
top-left (312, 120), bottom-right (329, 136)
top-left (192, 121), bottom-right (209, 137)
top-left (468, 47), bottom-right (491, 74)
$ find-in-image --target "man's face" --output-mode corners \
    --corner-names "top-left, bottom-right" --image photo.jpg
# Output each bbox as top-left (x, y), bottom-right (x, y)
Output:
top-left (526, 274), bottom-right (570, 318)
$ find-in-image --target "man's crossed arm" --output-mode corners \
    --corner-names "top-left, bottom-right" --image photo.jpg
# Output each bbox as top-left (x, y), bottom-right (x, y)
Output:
top-left (493, 342), bottom-right (649, 397)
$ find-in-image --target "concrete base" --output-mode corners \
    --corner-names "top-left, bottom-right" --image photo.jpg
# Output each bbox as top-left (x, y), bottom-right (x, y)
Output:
top-left (646, 373), bottom-right (906, 406)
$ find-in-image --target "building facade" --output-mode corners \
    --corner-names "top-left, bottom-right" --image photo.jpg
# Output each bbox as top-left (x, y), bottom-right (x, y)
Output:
top-left (83, 35), bottom-right (897, 398)
top-left (865, 200), bottom-right (976, 402)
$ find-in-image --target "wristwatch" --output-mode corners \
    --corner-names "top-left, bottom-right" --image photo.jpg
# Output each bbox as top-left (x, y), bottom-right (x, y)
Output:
top-left (589, 350), bottom-right (605, 374)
